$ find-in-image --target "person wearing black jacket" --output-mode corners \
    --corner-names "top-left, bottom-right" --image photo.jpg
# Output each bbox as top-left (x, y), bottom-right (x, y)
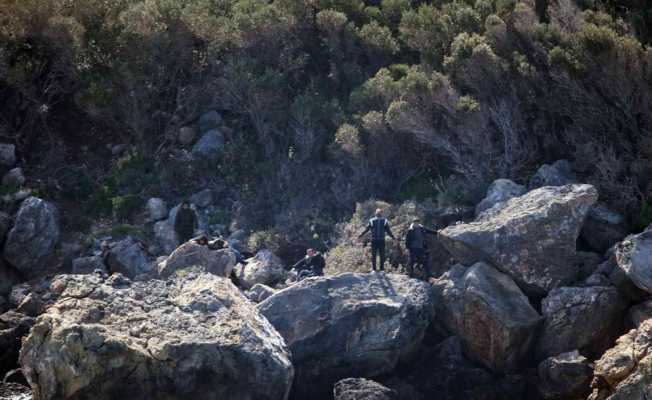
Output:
top-left (293, 248), bottom-right (325, 281)
top-left (405, 218), bottom-right (437, 278)
top-left (358, 208), bottom-right (396, 272)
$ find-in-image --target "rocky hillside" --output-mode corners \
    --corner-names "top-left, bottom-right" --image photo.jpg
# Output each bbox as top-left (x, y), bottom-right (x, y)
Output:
top-left (1, 171), bottom-right (652, 399)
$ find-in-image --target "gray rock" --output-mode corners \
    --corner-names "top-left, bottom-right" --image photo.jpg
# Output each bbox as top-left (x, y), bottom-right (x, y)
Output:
top-left (19, 273), bottom-right (294, 400)
top-left (626, 300), bottom-right (652, 328)
top-left (146, 197), bottom-right (168, 221)
top-left (4, 197), bottom-right (60, 278)
top-left (2, 167), bottom-right (25, 187)
top-left (198, 110), bottom-right (223, 133)
top-left (538, 351), bottom-right (593, 400)
top-left (0, 144), bottom-right (16, 166)
top-left (475, 178), bottom-right (526, 216)
top-left (575, 251), bottom-right (603, 282)
top-left (431, 263), bottom-right (541, 373)
top-left (529, 159), bottom-right (577, 189)
top-left (588, 319), bottom-right (652, 400)
top-left (154, 219), bottom-right (178, 255)
top-left (178, 126), bottom-right (196, 145)
top-left (8, 284), bottom-right (30, 308)
top-left (190, 189), bottom-right (213, 208)
top-left (158, 241), bottom-right (235, 278)
top-left (615, 229), bottom-right (652, 294)
top-left (247, 283), bottom-right (277, 303)
top-left (105, 237), bottom-right (152, 278)
top-left (258, 273), bottom-right (433, 398)
top-left (439, 184), bottom-right (598, 295)
top-left (581, 205), bottom-right (628, 253)
top-left (233, 250), bottom-right (286, 290)
top-left (0, 311), bottom-right (35, 376)
top-left (536, 286), bottom-right (626, 360)
top-left (333, 378), bottom-right (398, 400)
top-left (72, 256), bottom-right (107, 275)
top-left (16, 292), bottom-right (44, 317)
top-left (192, 129), bottom-right (225, 159)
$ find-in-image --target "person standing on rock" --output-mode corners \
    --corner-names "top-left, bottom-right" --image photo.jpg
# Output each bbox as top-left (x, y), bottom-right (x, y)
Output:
top-left (358, 208), bottom-right (396, 272)
top-left (292, 248), bottom-right (325, 281)
top-left (405, 218), bottom-right (437, 279)
top-left (174, 200), bottom-right (197, 244)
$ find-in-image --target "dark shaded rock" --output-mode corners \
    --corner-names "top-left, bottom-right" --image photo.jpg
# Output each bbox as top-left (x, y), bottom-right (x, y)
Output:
top-left (4, 197), bottom-right (60, 279)
top-left (105, 236), bottom-right (152, 278)
top-left (580, 205), bottom-right (628, 254)
top-left (432, 263), bottom-right (541, 373)
top-left (439, 184), bottom-right (598, 295)
top-left (20, 272), bottom-right (293, 400)
top-left (333, 378), bottom-right (397, 400)
top-left (536, 286), bottom-right (627, 360)
top-left (257, 273), bottom-right (433, 399)
top-left (626, 299), bottom-right (652, 328)
top-left (529, 160), bottom-right (576, 189)
top-left (537, 351), bottom-right (593, 399)
top-left (0, 311), bottom-right (35, 377)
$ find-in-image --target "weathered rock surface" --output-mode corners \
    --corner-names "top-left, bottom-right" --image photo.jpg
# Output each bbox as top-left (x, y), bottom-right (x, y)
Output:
top-left (233, 250), bottom-right (286, 290)
top-left (432, 263), bottom-right (541, 373)
top-left (20, 272), bottom-right (294, 400)
top-left (589, 319), bottom-right (652, 400)
top-left (192, 129), bottom-right (224, 159)
top-left (158, 241), bottom-right (235, 277)
top-left (190, 189), bottom-right (213, 208)
top-left (615, 228), bottom-right (652, 294)
top-left (333, 378), bottom-right (398, 400)
top-left (627, 299), bottom-right (652, 328)
top-left (198, 110), bottom-right (222, 133)
top-left (439, 184), bottom-right (598, 295)
top-left (529, 159), bottom-right (577, 188)
top-left (475, 178), bottom-right (526, 216)
top-left (4, 197), bottom-right (60, 278)
top-left (247, 283), bottom-right (277, 303)
top-left (0, 311), bottom-right (35, 376)
top-left (537, 286), bottom-right (627, 359)
top-left (2, 167), bottom-right (25, 187)
top-left (178, 126), bottom-right (196, 145)
top-left (72, 256), bottom-right (107, 275)
top-left (0, 261), bottom-right (20, 299)
top-left (105, 236), bottom-right (152, 278)
top-left (581, 205), bottom-right (628, 254)
top-left (0, 143), bottom-right (16, 166)
top-left (537, 350), bottom-right (593, 400)
top-left (257, 273), bottom-right (433, 398)
top-left (146, 197), bottom-right (168, 221)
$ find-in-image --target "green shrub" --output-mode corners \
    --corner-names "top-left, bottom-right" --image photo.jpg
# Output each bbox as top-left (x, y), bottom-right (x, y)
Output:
top-left (111, 194), bottom-right (142, 222)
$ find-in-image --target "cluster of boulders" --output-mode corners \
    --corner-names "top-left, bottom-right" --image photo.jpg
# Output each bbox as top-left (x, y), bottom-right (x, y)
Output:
top-left (3, 159), bottom-right (652, 400)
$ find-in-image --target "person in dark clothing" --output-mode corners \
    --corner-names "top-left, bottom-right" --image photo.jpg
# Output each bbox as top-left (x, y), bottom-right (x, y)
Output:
top-left (358, 208), bottom-right (396, 272)
top-left (292, 248), bottom-right (325, 281)
top-left (174, 201), bottom-right (197, 244)
top-left (405, 218), bottom-right (438, 278)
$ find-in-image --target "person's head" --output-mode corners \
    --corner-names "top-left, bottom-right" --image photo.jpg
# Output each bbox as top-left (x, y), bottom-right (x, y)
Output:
top-left (100, 240), bottom-right (110, 251)
top-left (195, 235), bottom-right (209, 245)
top-left (375, 208), bottom-right (383, 218)
top-left (412, 217), bottom-right (420, 224)
top-left (306, 248), bottom-right (316, 257)
top-left (181, 200), bottom-right (190, 209)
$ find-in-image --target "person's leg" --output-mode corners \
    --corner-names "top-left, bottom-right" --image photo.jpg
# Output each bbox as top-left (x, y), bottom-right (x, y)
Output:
top-left (407, 250), bottom-right (416, 277)
top-left (422, 250), bottom-right (431, 278)
top-left (378, 241), bottom-right (386, 271)
top-left (370, 243), bottom-right (378, 271)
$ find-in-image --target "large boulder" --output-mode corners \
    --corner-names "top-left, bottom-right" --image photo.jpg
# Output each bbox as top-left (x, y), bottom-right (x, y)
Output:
top-left (105, 237), bottom-right (152, 278)
top-left (588, 319), bottom-right (652, 400)
top-left (4, 197), bottom-right (60, 278)
top-left (439, 184), bottom-right (598, 295)
top-left (158, 241), bottom-right (235, 277)
top-left (431, 263), bottom-right (541, 373)
top-left (529, 159), bottom-right (577, 188)
top-left (192, 129), bottom-right (225, 159)
top-left (257, 273), bottom-right (433, 398)
top-left (537, 351), bottom-right (593, 400)
top-left (580, 205), bottom-right (628, 254)
top-left (233, 250), bottom-right (286, 290)
top-left (20, 272), bottom-right (294, 400)
top-left (536, 286), bottom-right (627, 359)
top-left (475, 178), bottom-right (526, 216)
top-left (615, 228), bottom-right (652, 294)
top-left (333, 378), bottom-right (398, 400)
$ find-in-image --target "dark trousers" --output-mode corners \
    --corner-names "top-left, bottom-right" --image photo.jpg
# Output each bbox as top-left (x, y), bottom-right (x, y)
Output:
top-left (408, 248), bottom-right (431, 277)
top-left (371, 240), bottom-right (386, 271)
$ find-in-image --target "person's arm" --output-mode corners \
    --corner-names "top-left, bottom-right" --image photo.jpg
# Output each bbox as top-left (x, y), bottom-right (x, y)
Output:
top-left (385, 221), bottom-right (396, 240)
top-left (358, 222), bottom-right (371, 239)
top-left (424, 226), bottom-right (438, 235)
top-left (405, 230), bottom-right (413, 249)
top-left (293, 258), bottom-right (306, 270)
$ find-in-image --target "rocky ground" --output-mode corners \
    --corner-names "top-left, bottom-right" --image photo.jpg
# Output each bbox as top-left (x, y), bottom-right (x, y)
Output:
top-left (0, 159), bottom-right (651, 399)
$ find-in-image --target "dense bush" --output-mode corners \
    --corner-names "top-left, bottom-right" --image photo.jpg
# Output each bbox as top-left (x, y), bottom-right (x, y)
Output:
top-left (1, 0), bottom-right (652, 240)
